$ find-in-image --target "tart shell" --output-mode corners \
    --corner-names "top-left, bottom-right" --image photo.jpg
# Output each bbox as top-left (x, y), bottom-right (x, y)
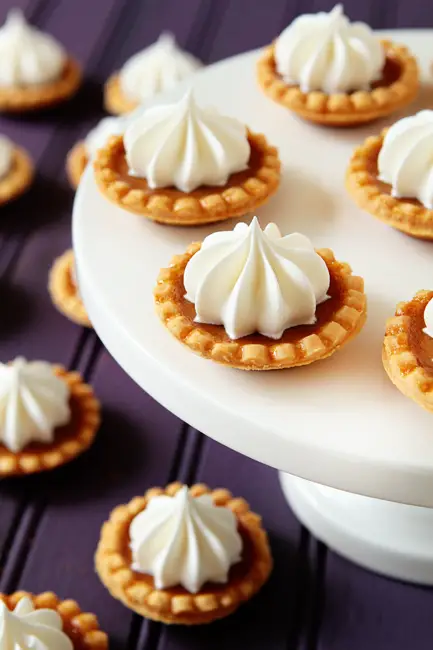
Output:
top-left (95, 482), bottom-right (273, 625)
top-left (104, 73), bottom-right (138, 115)
top-left (66, 140), bottom-right (87, 190)
top-left (154, 243), bottom-right (367, 370)
top-left (383, 291), bottom-right (433, 412)
top-left (346, 129), bottom-right (433, 240)
top-left (94, 133), bottom-right (281, 226)
top-left (0, 366), bottom-right (100, 477)
top-left (49, 249), bottom-right (92, 328)
top-left (257, 41), bottom-right (419, 126)
top-left (0, 57), bottom-right (82, 113)
top-left (0, 147), bottom-right (34, 206)
top-left (0, 592), bottom-right (107, 650)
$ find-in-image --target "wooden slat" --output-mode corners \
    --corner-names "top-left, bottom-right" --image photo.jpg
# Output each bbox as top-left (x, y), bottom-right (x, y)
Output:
top-left (15, 353), bottom-right (185, 646)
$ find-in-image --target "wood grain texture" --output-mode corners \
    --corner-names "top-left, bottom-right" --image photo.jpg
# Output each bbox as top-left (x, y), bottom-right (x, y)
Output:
top-left (0, 1), bottom-right (430, 649)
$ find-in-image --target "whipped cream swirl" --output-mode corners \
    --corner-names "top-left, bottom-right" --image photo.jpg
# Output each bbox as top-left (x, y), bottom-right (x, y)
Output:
top-left (130, 486), bottom-right (242, 593)
top-left (0, 358), bottom-right (71, 453)
top-left (0, 135), bottom-right (13, 179)
top-left (85, 116), bottom-right (126, 159)
top-left (119, 32), bottom-right (201, 103)
top-left (423, 298), bottom-right (433, 339)
top-left (184, 218), bottom-right (330, 340)
top-left (0, 596), bottom-right (73, 650)
top-left (274, 4), bottom-right (385, 94)
top-left (378, 110), bottom-right (433, 209)
top-left (124, 90), bottom-right (250, 192)
top-left (0, 9), bottom-right (66, 86)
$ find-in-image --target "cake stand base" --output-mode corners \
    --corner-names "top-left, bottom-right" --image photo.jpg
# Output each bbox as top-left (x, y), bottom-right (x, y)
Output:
top-left (280, 473), bottom-right (433, 585)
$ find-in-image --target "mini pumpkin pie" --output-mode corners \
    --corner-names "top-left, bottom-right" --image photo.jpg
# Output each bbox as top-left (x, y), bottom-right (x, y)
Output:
top-left (95, 482), bottom-right (272, 625)
top-left (95, 90), bottom-right (280, 225)
top-left (383, 291), bottom-right (433, 412)
top-left (0, 357), bottom-right (100, 477)
top-left (347, 111), bottom-right (433, 239)
top-left (0, 592), bottom-right (107, 650)
top-left (0, 10), bottom-right (81, 113)
top-left (154, 217), bottom-right (367, 370)
top-left (257, 4), bottom-right (419, 127)
top-left (104, 32), bottom-right (201, 115)
top-left (66, 116), bottom-right (126, 189)
top-left (49, 249), bottom-right (91, 327)
top-left (0, 134), bottom-right (33, 205)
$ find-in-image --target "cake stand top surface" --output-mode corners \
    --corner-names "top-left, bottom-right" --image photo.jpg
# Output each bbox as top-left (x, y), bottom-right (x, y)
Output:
top-left (74, 30), bottom-right (433, 508)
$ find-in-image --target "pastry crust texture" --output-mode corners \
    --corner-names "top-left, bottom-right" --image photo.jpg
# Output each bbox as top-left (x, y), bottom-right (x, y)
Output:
top-left (94, 133), bottom-right (281, 226)
top-left (49, 249), bottom-right (92, 327)
top-left (0, 57), bottom-right (82, 113)
top-left (0, 147), bottom-right (34, 205)
top-left (257, 41), bottom-right (419, 126)
top-left (95, 482), bottom-right (273, 625)
top-left (154, 243), bottom-right (367, 370)
top-left (0, 592), bottom-right (107, 650)
top-left (104, 73), bottom-right (138, 115)
top-left (0, 366), bottom-right (100, 477)
top-left (383, 291), bottom-right (433, 411)
top-left (346, 129), bottom-right (433, 240)
top-left (66, 140), bottom-right (87, 189)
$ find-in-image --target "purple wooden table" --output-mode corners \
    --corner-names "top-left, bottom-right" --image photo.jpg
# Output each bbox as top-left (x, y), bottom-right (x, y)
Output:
top-left (0, 1), bottom-right (432, 648)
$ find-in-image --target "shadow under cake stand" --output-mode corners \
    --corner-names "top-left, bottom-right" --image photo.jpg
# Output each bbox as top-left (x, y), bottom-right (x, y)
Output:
top-left (73, 30), bottom-right (433, 585)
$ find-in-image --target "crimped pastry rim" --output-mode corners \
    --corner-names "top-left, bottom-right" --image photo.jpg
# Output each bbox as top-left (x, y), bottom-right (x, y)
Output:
top-left (93, 133), bottom-right (281, 226)
top-left (257, 40), bottom-right (419, 125)
top-left (0, 366), bottom-right (100, 477)
top-left (48, 249), bottom-right (92, 327)
top-left (0, 147), bottom-right (34, 205)
top-left (383, 291), bottom-right (433, 411)
top-left (0, 57), bottom-right (82, 112)
top-left (0, 591), bottom-right (107, 650)
top-left (66, 140), bottom-right (87, 190)
top-left (154, 243), bottom-right (367, 370)
top-left (95, 482), bottom-right (273, 625)
top-left (346, 129), bottom-right (433, 239)
top-left (104, 73), bottom-right (138, 116)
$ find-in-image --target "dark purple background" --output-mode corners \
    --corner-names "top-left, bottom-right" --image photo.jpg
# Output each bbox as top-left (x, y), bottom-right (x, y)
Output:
top-left (0, 1), bottom-right (432, 648)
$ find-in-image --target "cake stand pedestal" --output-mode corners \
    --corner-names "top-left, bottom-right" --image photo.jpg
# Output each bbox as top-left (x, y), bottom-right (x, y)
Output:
top-left (280, 474), bottom-right (433, 584)
top-left (73, 29), bottom-right (433, 585)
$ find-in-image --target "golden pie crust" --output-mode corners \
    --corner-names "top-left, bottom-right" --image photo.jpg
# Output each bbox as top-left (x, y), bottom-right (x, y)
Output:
top-left (94, 133), bottom-right (281, 225)
top-left (104, 73), bottom-right (137, 115)
top-left (383, 291), bottom-right (433, 411)
top-left (66, 140), bottom-right (87, 189)
top-left (154, 243), bottom-right (367, 370)
top-left (0, 592), bottom-right (107, 650)
top-left (0, 57), bottom-right (82, 113)
top-left (49, 249), bottom-right (91, 327)
top-left (0, 146), bottom-right (34, 205)
top-left (346, 129), bottom-right (433, 240)
top-left (257, 40), bottom-right (419, 126)
top-left (95, 482), bottom-right (273, 625)
top-left (0, 366), bottom-right (100, 477)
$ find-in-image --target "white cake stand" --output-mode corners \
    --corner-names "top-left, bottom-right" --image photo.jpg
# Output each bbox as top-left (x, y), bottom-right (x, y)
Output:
top-left (73, 30), bottom-right (433, 585)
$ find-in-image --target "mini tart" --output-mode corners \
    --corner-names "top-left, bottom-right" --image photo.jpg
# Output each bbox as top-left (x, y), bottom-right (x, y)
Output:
top-left (95, 482), bottom-right (272, 625)
top-left (66, 140), bottom-right (87, 189)
top-left (383, 291), bottom-right (433, 411)
top-left (0, 592), bottom-right (107, 650)
top-left (257, 40), bottom-right (419, 126)
top-left (0, 366), bottom-right (100, 477)
top-left (0, 57), bottom-right (82, 113)
top-left (0, 146), bottom-right (34, 205)
top-left (49, 249), bottom-right (91, 327)
top-left (346, 129), bottom-right (433, 239)
top-left (104, 73), bottom-right (137, 115)
top-left (94, 133), bottom-right (281, 226)
top-left (154, 244), bottom-right (367, 370)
